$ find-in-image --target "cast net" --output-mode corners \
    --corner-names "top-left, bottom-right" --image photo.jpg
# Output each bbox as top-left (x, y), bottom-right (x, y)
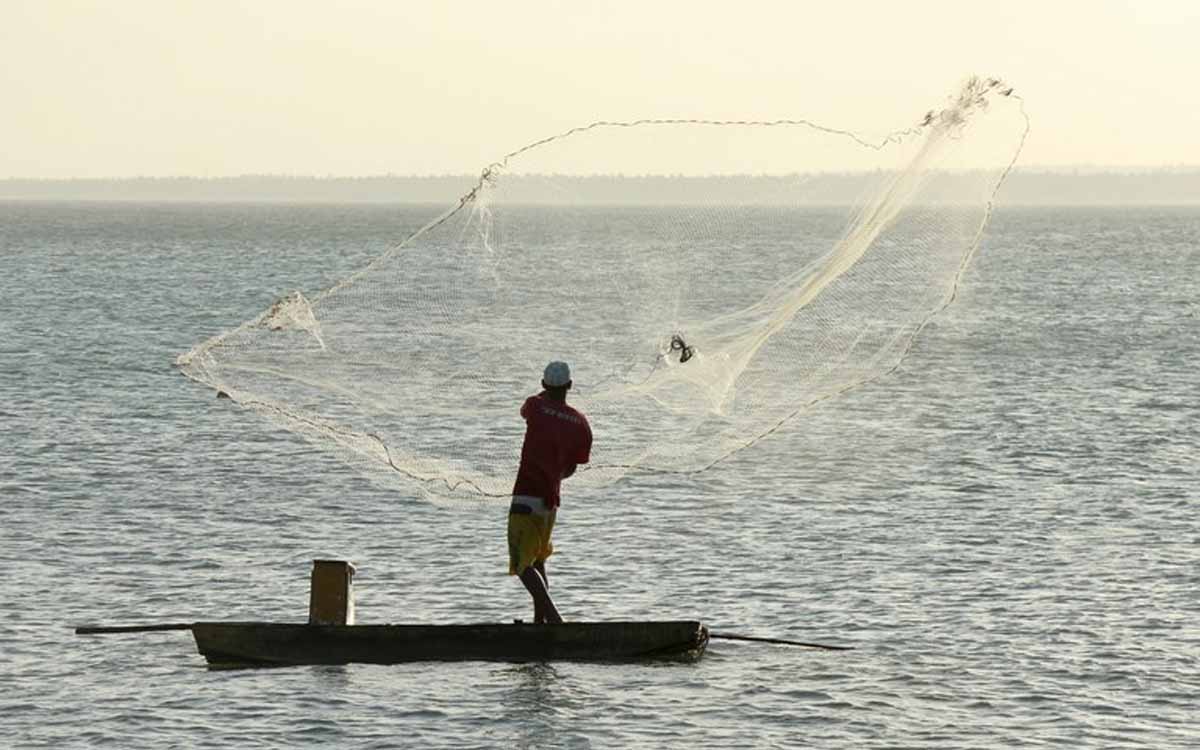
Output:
top-left (177, 77), bottom-right (1028, 504)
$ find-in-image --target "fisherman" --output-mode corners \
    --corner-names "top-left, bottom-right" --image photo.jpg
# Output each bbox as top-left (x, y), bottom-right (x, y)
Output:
top-left (508, 361), bottom-right (592, 624)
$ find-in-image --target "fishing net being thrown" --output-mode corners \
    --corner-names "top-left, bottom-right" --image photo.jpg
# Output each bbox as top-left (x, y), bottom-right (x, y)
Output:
top-left (177, 76), bottom-right (1028, 504)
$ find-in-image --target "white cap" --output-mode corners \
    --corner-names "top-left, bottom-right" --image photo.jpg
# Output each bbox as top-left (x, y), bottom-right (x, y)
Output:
top-left (542, 361), bottom-right (571, 387)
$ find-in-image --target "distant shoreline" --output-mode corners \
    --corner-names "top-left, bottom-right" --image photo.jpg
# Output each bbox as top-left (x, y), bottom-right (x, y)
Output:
top-left (2, 170), bottom-right (1198, 205)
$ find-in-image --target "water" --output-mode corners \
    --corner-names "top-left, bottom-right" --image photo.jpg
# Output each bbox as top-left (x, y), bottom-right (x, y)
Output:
top-left (1, 203), bottom-right (1197, 748)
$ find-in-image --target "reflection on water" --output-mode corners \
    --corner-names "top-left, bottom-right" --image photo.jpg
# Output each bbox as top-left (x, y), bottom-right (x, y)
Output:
top-left (498, 663), bottom-right (564, 749)
top-left (309, 664), bottom-right (353, 690)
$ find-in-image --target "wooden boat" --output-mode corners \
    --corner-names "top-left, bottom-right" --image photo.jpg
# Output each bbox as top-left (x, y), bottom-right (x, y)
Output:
top-left (75, 565), bottom-right (845, 666)
top-left (74, 619), bottom-right (852, 667)
top-left (192, 620), bottom-right (708, 668)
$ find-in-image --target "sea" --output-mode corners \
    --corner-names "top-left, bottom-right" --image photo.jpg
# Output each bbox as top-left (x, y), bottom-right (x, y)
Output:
top-left (1, 202), bottom-right (1197, 749)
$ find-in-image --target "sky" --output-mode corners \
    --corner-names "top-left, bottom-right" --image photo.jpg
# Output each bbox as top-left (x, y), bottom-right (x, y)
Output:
top-left (2, 0), bottom-right (1197, 178)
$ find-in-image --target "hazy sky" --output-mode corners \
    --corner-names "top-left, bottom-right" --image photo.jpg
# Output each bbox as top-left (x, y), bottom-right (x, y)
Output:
top-left (2, 1), bottom-right (1197, 178)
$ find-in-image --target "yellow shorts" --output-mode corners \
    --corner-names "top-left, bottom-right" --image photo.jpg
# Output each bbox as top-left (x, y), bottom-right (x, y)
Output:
top-left (507, 505), bottom-right (556, 576)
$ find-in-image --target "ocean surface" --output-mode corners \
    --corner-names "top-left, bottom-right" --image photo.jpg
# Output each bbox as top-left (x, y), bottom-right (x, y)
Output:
top-left (1, 202), bottom-right (1197, 748)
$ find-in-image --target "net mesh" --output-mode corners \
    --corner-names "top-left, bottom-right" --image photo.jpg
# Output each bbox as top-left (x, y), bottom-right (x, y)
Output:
top-left (177, 77), bottom-right (1028, 504)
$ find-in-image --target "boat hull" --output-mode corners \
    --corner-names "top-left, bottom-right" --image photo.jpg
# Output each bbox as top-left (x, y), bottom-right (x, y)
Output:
top-left (192, 620), bottom-right (709, 668)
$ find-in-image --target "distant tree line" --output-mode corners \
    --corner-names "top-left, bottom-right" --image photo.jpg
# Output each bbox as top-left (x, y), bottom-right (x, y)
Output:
top-left (2, 170), bottom-right (1198, 205)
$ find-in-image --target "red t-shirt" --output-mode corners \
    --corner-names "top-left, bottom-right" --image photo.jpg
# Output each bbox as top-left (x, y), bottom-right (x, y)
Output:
top-left (512, 392), bottom-right (592, 508)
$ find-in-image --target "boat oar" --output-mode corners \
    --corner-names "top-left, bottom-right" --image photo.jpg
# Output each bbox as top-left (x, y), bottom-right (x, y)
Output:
top-left (75, 623), bottom-right (194, 635)
top-left (709, 632), bottom-right (854, 651)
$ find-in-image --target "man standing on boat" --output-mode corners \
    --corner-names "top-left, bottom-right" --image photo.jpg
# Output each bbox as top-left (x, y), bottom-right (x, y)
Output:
top-left (509, 361), bottom-right (592, 625)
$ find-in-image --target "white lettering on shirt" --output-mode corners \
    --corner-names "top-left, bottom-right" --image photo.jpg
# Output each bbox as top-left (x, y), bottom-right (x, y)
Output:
top-left (540, 405), bottom-right (584, 424)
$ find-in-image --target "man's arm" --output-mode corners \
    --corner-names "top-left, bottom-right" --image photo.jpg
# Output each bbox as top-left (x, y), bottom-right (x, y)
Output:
top-left (576, 422), bottom-right (592, 465)
top-left (563, 418), bottom-right (589, 481)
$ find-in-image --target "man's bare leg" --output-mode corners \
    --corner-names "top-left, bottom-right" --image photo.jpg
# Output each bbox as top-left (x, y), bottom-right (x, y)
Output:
top-left (533, 560), bottom-right (549, 623)
top-left (518, 564), bottom-right (562, 625)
